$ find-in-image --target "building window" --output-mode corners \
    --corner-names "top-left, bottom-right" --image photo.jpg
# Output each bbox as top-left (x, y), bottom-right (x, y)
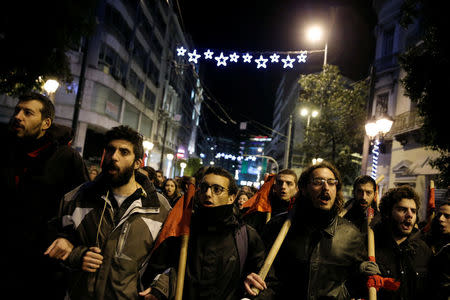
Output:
top-left (382, 28), bottom-right (394, 57)
top-left (376, 93), bottom-right (389, 116)
top-left (144, 87), bottom-right (156, 111)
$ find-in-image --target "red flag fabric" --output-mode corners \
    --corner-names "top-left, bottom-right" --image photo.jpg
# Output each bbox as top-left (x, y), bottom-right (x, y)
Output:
top-left (242, 174), bottom-right (276, 217)
top-left (152, 183), bottom-right (195, 252)
top-left (423, 183), bottom-right (436, 233)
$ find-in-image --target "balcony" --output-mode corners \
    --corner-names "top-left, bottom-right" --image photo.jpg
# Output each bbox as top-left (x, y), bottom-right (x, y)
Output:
top-left (374, 53), bottom-right (399, 72)
top-left (386, 110), bottom-right (423, 144)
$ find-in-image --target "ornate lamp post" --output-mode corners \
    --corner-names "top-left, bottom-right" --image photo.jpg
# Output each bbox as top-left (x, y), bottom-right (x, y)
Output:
top-left (365, 114), bottom-right (394, 179)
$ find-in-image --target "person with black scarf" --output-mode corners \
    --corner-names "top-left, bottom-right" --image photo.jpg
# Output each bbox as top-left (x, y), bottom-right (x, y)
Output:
top-left (259, 161), bottom-right (377, 300)
top-left (143, 166), bottom-right (269, 300)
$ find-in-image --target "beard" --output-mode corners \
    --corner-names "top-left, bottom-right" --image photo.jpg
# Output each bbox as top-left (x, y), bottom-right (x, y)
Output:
top-left (103, 161), bottom-right (135, 187)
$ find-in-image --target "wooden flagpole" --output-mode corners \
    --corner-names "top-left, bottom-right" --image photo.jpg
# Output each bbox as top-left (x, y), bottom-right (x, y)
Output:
top-left (175, 234), bottom-right (189, 300)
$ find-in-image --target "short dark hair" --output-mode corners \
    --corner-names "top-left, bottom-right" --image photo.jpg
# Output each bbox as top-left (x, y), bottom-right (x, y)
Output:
top-left (18, 92), bottom-right (55, 121)
top-left (104, 125), bottom-right (143, 162)
top-left (353, 175), bottom-right (376, 194)
top-left (380, 185), bottom-right (421, 220)
top-left (277, 169), bottom-right (298, 185)
top-left (203, 166), bottom-right (238, 196)
top-left (141, 166), bottom-right (157, 182)
top-left (298, 161), bottom-right (344, 213)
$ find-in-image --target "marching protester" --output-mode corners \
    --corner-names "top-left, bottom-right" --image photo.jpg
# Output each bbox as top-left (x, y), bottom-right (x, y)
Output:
top-left (260, 161), bottom-right (379, 299)
top-left (141, 166), bottom-right (269, 300)
top-left (155, 169), bottom-right (164, 192)
top-left (0, 92), bottom-right (89, 299)
top-left (138, 166), bottom-right (172, 211)
top-left (343, 175), bottom-right (380, 232)
top-left (371, 185), bottom-right (432, 299)
top-left (45, 125), bottom-right (170, 299)
top-left (163, 178), bottom-right (182, 206)
top-left (242, 169), bottom-right (298, 233)
top-left (236, 190), bottom-right (252, 210)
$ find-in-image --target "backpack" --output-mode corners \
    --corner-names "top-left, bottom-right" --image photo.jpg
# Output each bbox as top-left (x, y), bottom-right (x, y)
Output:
top-left (235, 224), bottom-right (248, 276)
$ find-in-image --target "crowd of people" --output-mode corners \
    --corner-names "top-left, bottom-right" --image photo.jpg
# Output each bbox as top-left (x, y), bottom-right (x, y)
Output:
top-left (1, 92), bottom-right (449, 300)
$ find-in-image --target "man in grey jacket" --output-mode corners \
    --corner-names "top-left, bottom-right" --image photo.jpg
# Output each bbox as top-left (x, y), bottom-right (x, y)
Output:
top-left (46, 125), bottom-right (170, 299)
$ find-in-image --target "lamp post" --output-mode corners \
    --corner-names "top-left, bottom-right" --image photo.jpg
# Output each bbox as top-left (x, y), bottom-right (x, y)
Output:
top-left (166, 153), bottom-right (174, 178)
top-left (300, 107), bottom-right (319, 138)
top-left (143, 140), bottom-right (154, 166)
top-left (43, 79), bottom-right (59, 102)
top-left (365, 114), bottom-right (394, 179)
top-left (180, 162), bottom-right (187, 177)
top-left (306, 26), bottom-right (328, 67)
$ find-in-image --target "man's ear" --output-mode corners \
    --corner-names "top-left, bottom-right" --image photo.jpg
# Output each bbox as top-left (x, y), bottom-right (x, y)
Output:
top-left (134, 158), bottom-right (142, 170)
top-left (42, 118), bottom-right (52, 131)
top-left (228, 193), bottom-right (236, 204)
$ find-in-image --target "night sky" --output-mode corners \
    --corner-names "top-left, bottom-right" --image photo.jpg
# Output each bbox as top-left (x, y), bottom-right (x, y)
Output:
top-left (177, 0), bottom-right (377, 139)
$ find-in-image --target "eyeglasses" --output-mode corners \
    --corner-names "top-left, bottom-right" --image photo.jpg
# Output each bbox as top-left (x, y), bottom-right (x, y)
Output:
top-left (199, 182), bottom-right (228, 195)
top-left (311, 178), bottom-right (339, 186)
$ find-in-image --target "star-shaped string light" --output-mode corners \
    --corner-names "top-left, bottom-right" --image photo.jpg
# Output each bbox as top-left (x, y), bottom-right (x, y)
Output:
top-left (188, 50), bottom-right (201, 63)
top-left (281, 55), bottom-right (295, 68)
top-left (215, 52), bottom-right (229, 66)
top-left (229, 52), bottom-right (240, 63)
top-left (255, 55), bottom-right (268, 69)
top-left (204, 49), bottom-right (214, 59)
top-left (270, 53), bottom-right (280, 63)
top-left (297, 51), bottom-right (307, 63)
top-left (177, 46), bottom-right (187, 56)
top-left (242, 53), bottom-right (253, 63)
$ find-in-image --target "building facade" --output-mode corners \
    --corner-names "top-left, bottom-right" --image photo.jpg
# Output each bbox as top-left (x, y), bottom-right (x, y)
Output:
top-left (0, 0), bottom-right (203, 175)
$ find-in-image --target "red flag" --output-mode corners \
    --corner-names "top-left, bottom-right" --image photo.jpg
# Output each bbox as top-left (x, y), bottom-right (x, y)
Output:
top-left (152, 183), bottom-right (195, 252)
top-left (242, 174), bottom-right (276, 217)
top-left (423, 181), bottom-right (435, 233)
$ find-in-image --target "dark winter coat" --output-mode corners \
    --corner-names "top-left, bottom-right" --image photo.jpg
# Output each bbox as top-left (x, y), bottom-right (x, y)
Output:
top-left (0, 124), bottom-right (89, 296)
top-left (147, 203), bottom-right (267, 300)
top-left (372, 222), bottom-right (432, 300)
top-left (58, 172), bottom-right (170, 300)
top-left (260, 202), bottom-right (367, 300)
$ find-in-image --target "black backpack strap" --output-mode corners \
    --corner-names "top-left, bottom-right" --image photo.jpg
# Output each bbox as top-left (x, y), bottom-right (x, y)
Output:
top-left (235, 224), bottom-right (248, 276)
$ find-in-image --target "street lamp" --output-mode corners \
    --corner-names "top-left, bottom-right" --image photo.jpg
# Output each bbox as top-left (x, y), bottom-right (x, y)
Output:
top-left (300, 107), bottom-right (319, 134)
top-left (166, 153), bottom-right (174, 178)
top-left (365, 114), bottom-right (394, 179)
top-left (306, 25), bottom-right (327, 66)
top-left (43, 79), bottom-right (59, 102)
top-left (143, 140), bottom-right (154, 166)
top-left (180, 162), bottom-right (187, 177)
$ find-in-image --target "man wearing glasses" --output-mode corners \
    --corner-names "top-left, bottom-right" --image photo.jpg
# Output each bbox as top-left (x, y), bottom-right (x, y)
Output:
top-left (144, 166), bottom-right (269, 300)
top-left (261, 161), bottom-right (378, 299)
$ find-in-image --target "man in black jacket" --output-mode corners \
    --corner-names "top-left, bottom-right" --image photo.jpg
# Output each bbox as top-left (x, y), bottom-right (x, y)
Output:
top-left (144, 166), bottom-right (268, 300)
top-left (0, 92), bottom-right (89, 299)
top-left (372, 186), bottom-right (432, 300)
top-left (260, 161), bottom-right (377, 299)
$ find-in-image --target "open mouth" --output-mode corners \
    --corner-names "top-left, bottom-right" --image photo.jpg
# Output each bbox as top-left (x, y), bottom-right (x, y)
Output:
top-left (202, 200), bottom-right (214, 206)
top-left (401, 221), bottom-right (412, 231)
top-left (318, 194), bottom-right (331, 205)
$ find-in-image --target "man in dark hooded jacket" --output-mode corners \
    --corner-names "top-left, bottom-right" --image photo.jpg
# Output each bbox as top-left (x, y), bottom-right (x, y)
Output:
top-left (0, 92), bottom-right (89, 298)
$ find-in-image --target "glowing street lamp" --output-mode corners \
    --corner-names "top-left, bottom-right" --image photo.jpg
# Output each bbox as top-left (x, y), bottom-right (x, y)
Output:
top-left (306, 25), bottom-right (327, 66)
top-left (143, 140), bottom-right (154, 166)
top-left (365, 114), bottom-right (394, 179)
top-left (166, 153), bottom-right (174, 178)
top-left (43, 79), bottom-right (59, 102)
top-left (180, 162), bottom-right (187, 177)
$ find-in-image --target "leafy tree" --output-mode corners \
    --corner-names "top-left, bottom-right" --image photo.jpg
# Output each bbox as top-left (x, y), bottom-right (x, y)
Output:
top-left (0, 1), bottom-right (97, 96)
top-left (296, 64), bottom-right (369, 185)
top-left (184, 157), bottom-right (202, 177)
top-left (399, 0), bottom-right (450, 186)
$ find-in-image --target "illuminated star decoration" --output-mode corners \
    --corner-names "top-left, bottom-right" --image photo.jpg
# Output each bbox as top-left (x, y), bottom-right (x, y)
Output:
top-left (270, 53), bottom-right (280, 63)
top-left (177, 46), bottom-right (187, 56)
top-left (297, 51), bottom-right (307, 63)
top-left (204, 49), bottom-right (214, 59)
top-left (255, 55), bottom-right (269, 69)
top-left (281, 55), bottom-right (295, 68)
top-left (229, 52), bottom-right (240, 63)
top-left (188, 50), bottom-right (201, 63)
top-left (242, 53), bottom-right (253, 63)
top-left (215, 52), bottom-right (229, 66)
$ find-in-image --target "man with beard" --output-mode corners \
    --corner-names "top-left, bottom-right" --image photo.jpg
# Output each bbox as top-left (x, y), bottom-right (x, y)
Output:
top-left (371, 186), bottom-right (432, 300)
top-left (141, 166), bottom-right (269, 300)
top-left (46, 125), bottom-right (170, 299)
top-left (343, 175), bottom-right (380, 232)
top-left (260, 161), bottom-right (378, 299)
top-left (0, 92), bottom-right (88, 298)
